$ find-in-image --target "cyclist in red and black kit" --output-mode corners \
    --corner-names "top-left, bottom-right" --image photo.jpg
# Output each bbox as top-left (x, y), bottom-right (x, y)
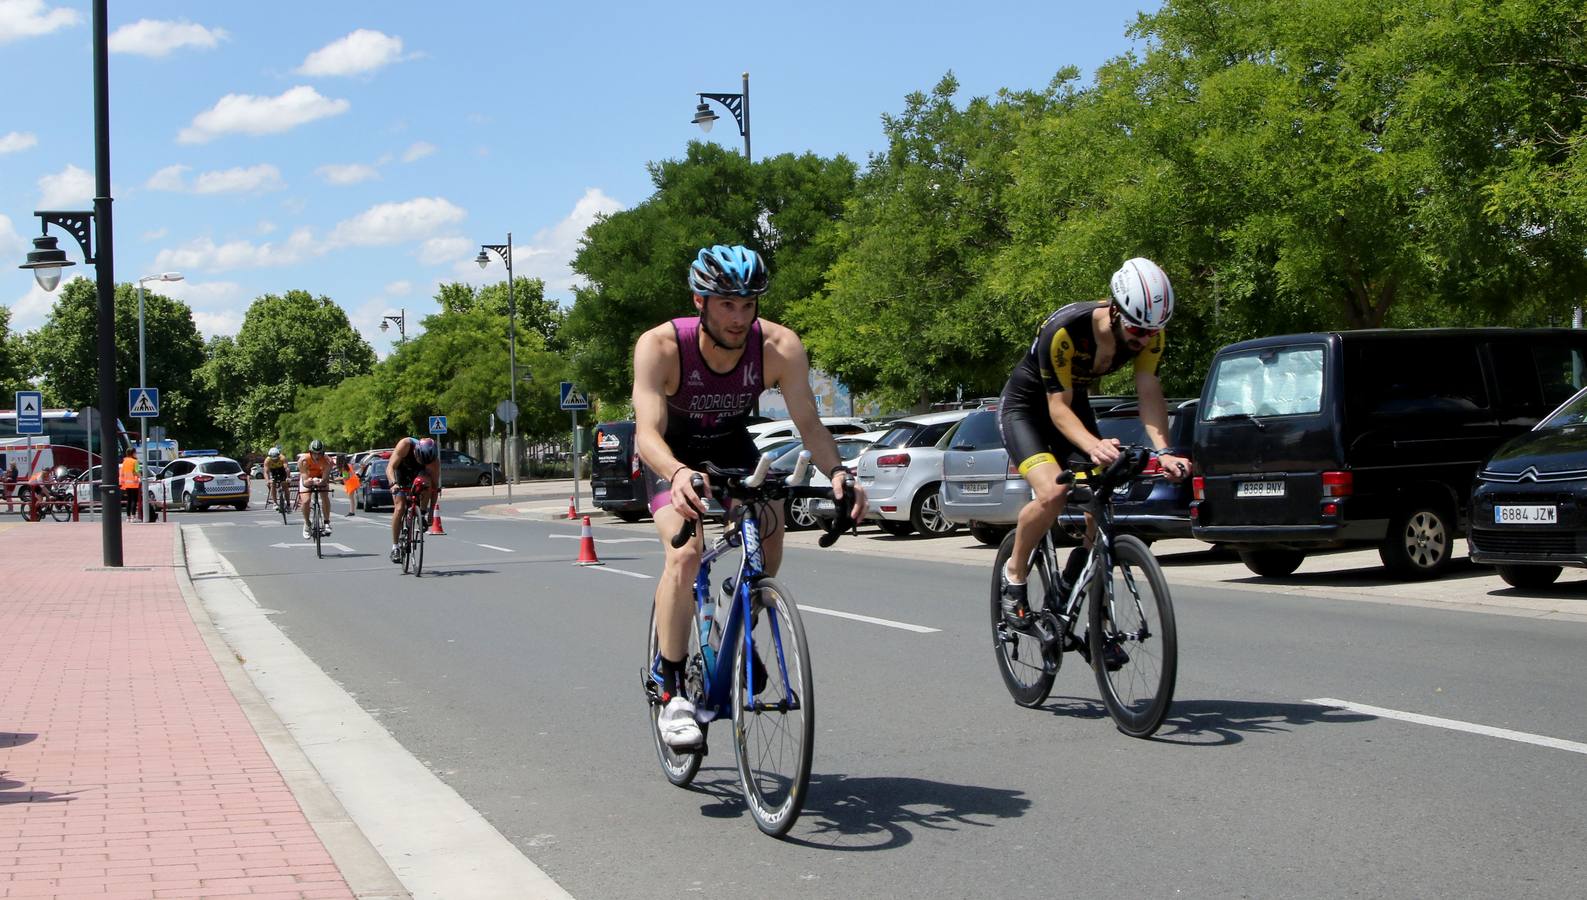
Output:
top-left (386, 436), bottom-right (441, 563)
top-left (997, 258), bottom-right (1192, 647)
top-left (632, 244), bottom-right (868, 748)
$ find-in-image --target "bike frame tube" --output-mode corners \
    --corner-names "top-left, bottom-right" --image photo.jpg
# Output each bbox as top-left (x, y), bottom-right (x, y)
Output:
top-left (691, 504), bottom-right (771, 715)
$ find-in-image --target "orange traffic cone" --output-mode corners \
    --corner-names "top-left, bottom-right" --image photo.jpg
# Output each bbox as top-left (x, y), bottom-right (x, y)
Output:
top-left (566, 495), bottom-right (578, 519)
top-left (574, 516), bottom-right (603, 566)
top-left (428, 496), bottom-right (447, 535)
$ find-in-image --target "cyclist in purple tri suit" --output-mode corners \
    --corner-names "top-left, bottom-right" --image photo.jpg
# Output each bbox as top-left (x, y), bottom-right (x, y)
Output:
top-left (632, 244), bottom-right (868, 748)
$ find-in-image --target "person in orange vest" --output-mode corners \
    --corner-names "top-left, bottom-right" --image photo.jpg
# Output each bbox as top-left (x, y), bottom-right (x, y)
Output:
top-left (119, 446), bottom-right (141, 521)
top-left (340, 455), bottom-right (360, 517)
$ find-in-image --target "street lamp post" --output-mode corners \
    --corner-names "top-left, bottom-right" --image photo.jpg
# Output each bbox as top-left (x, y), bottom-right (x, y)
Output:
top-left (136, 272), bottom-right (183, 523)
top-left (476, 236), bottom-right (517, 503)
top-left (15, 0), bottom-right (123, 566)
top-left (692, 71), bottom-right (751, 160)
top-left (379, 309), bottom-right (407, 343)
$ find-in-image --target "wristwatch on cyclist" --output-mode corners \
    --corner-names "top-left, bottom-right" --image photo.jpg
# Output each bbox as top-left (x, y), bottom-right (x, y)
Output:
top-left (827, 465), bottom-right (853, 483)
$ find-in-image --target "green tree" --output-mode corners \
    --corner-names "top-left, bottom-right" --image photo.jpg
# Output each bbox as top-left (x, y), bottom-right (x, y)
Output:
top-left (435, 277), bottom-right (565, 351)
top-left (565, 142), bottom-right (856, 401)
top-left (25, 279), bottom-right (217, 442)
top-left (0, 305), bottom-right (32, 400)
top-left (199, 290), bottom-right (374, 451)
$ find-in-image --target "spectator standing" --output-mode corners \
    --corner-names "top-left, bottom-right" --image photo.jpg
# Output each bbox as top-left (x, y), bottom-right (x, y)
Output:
top-left (119, 447), bottom-right (141, 521)
top-left (340, 457), bottom-right (361, 517)
top-left (2, 463), bottom-right (17, 513)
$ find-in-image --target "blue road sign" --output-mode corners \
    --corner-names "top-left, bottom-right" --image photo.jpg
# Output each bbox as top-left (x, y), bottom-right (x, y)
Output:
top-left (129, 387), bottom-right (160, 418)
top-left (559, 381), bottom-right (589, 411)
top-left (429, 415), bottom-right (448, 434)
top-left (15, 391), bottom-right (43, 434)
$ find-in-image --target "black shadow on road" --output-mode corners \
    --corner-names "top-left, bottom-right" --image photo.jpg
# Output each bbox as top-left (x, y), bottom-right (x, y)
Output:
top-left (421, 569), bottom-right (498, 577)
top-left (1, 736), bottom-right (79, 805)
top-left (679, 767), bottom-right (1030, 849)
top-left (1149, 699), bottom-right (1376, 746)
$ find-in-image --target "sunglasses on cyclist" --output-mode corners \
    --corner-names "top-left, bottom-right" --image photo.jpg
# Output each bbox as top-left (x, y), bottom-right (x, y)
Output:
top-left (1121, 322), bottom-right (1161, 340)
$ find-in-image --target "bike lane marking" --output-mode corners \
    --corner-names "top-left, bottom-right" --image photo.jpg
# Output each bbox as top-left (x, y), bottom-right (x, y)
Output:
top-left (798, 604), bottom-right (939, 633)
top-left (477, 543), bottom-right (514, 552)
top-left (1308, 698), bottom-right (1587, 756)
top-left (583, 565), bottom-right (652, 579)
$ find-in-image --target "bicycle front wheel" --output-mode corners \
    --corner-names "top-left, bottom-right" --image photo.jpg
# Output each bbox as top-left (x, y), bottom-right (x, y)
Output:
top-left (413, 508), bottom-right (426, 576)
top-left (278, 489), bottom-right (288, 525)
top-left (645, 600), bottom-right (703, 786)
top-left (400, 512), bottom-right (414, 575)
top-left (1088, 534), bottom-right (1177, 737)
top-left (312, 496), bottom-right (323, 558)
top-left (990, 530), bottom-right (1057, 707)
top-left (733, 577), bottom-right (813, 837)
top-left (49, 497), bottom-right (71, 522)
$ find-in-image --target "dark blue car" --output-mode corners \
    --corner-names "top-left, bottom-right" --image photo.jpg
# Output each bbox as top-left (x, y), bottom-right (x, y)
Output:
top-left (1059, 399), bottom-right (1198, 542)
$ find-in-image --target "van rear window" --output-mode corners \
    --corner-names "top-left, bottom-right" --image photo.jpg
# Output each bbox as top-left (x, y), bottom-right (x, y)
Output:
top-left (1204, 346), bottom-right (1325, 420)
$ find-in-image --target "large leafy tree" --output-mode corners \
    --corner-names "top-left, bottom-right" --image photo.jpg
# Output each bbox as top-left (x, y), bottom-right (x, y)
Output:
top-left (436, 277), bottom-right (565, 351)
top-left (25, 279), bottom-right (217, 442)
top-left (199, 290), bottom-right (374, 451)
top-left (565, 142), bottom-right (856, 401)
top-left (0, 305), bottom-right (32, 400)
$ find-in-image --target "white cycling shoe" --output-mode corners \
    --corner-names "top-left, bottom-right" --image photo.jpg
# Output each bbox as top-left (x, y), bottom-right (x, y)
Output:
top-left (301, 526), bottom-right (312, 540)
top-left (658, 696), bottom-right (702, 748)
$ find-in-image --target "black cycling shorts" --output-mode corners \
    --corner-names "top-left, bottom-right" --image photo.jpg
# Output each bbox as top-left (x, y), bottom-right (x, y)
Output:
top-left (268, 468), bottom-right (287, 482)
top-left (998, 374), bottom-right (1098, 477)
top-left (642, 432), bottom-right (759, 515)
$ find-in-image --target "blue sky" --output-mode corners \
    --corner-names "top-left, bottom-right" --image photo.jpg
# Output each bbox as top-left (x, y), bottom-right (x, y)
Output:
top-left (2, 1), bottom-right (1156, 356)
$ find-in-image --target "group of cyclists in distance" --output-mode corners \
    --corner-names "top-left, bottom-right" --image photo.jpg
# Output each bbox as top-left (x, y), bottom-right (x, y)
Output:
top-left (259, 436), bottom-right (440, 563)
top-left (634, 243), bottom-right (1189, 749)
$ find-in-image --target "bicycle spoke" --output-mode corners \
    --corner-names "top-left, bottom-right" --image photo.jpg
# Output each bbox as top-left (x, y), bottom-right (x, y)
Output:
top-left (1090, 535), bottom-right (1177, 738)
top-left (734, 578), bottom-right (812, 836)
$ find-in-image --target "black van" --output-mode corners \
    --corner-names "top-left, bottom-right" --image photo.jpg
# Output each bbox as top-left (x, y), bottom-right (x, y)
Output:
top-left (591, 421), bottom-right (648, 522)
top-left (1190, 329), bottom-right (1587, 580)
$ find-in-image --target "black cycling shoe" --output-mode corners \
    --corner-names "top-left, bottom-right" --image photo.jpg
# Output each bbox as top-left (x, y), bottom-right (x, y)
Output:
top-left (1000, 572), bottom-right (1034, 630)
top-left (1076, 631), bottom-right (1130, 671)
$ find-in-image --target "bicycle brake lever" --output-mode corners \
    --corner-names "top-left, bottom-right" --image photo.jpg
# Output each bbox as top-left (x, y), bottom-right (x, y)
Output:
top-left (670, 474), bottom-right (707, 548)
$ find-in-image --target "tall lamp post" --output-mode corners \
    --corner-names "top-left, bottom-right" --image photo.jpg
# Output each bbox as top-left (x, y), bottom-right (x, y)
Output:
top-left (691, 71), bottom-right (751, 160)
top-left (476, 237), bottom-right (517, 502)
top-left (16, 0), bottom-right (122, 566)
top-left (379, 309), bottom-right (407, 343)
top-left (136, 272), bottom-right (182, 523)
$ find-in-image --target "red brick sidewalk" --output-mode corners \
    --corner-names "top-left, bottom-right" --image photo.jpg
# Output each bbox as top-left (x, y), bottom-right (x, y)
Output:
top-left (0, 522), bottom-right (355, 899)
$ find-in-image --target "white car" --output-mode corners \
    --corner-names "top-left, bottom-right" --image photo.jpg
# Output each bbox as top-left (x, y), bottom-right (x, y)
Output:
top-left (148, 454), bottom-right (250, 512)
top-left (846, 410), bottom-right (973, 536)
top-left (748, 416), bottom-right (871, 451)
top-left (767, 431), bottom-right (883, 529)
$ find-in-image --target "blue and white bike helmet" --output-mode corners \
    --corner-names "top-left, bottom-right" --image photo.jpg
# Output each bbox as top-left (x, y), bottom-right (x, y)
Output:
top-left (688, 244), bottom-right (769, 298)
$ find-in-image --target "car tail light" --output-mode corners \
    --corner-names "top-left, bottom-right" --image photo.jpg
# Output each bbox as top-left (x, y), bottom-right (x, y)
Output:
top-left (1144, 456), bottom-right (1163, 475)
top-left (1322, 471), bottom-right (1353, 497)
top-left (876, 453), bottom-right (911, 468)
top-left (1006, 459), bottom-right (1021, 479)
top-left (1322, 502), bottom-right (1340, 516)
top-left (194, 474), bottom-right (213, 483)
top-left (631, 453), bottom-right (641, 480)
top-left (1192, 477), bottom-right (1205, 500)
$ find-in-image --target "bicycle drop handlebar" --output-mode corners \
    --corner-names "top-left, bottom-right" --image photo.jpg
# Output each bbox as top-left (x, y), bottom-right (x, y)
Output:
top-left (670, 455), bottom-right (858, 550)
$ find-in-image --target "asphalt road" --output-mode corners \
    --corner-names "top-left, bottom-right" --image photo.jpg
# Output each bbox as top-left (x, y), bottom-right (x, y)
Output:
top-left (188, 483), bottom-right (1587, 898)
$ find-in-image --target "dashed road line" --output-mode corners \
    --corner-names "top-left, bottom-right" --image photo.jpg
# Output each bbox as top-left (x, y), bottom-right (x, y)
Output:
top-left (582, 565), bottom-right (653, 579)
top-left (1308, 698), bottom-right (1587, 756)
top-left (798, 605), bottom-right (939, 633)
top-left (477, 543), bottom-right (514, 553)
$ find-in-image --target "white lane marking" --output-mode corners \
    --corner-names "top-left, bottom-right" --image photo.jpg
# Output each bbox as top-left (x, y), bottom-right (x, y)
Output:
top-left (1308, 698), bottom-right (1587, 756)
top-left (477, 543), bottom-right (514, 553)
top-left (582, 565), bottom-right (653, 579)
top-left (798, 605), bottom-right (939, 634)
top-left (548, 535), bottom-right (657, 544)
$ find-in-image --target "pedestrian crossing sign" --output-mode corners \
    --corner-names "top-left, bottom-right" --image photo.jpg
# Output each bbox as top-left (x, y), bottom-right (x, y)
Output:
top-left (129, 387), bottom-right (160, 418)
top-left (429, 415), bottom-right (447, 434)
top-left (559, 382), bottom-right (589, 410)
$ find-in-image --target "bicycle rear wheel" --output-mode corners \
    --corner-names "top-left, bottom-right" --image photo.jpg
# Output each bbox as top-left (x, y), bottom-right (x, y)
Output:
top-left (413, 504), bottom-right (426, 576)
top-left (278, 487), bottom-right (288, 525)
top-left (733, 577), bottom-right (813, 837)
top-left (49, 496), bottom-right (71, 522)
top-left (1089, 534), bottom-right (1177, 737)
top-left (990, 530), bottom-right (1058, 707)
top-left (645, 599), bottom-right (703, 786)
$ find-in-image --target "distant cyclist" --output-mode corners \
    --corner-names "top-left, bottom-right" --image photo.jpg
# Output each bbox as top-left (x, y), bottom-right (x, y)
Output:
top-left (386, 436), bottom-right (441, 563)
top-left (997, 258), bottom-right (1192, 640)
top-left (632, 244), bottom-right (868, 748)
top-left (297, 440), bottom-right (334, 539)
top-left (264, 447), bottom-right (289, 508)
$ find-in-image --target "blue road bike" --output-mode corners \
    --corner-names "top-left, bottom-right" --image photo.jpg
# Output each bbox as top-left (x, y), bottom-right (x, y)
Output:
top-left (642, 452), bottom-right (855, 837)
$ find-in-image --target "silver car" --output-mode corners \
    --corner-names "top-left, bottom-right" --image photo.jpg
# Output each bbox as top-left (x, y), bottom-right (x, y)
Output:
top-left (847, 409), bottom-right (972, 536)
top-left (940, 409), bottom-right (1028, 546)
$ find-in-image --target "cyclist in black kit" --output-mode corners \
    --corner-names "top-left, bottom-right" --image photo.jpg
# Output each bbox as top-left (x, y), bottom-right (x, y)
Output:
top-left (997, 258), bottom-right (1192, 639)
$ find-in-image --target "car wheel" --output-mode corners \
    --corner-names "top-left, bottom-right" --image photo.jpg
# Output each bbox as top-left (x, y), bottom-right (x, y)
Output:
top-left (877, 520), bottom-right (914, 537)
top-left (1496, 563), bottom-right (1562, 590)
top-left (1239, 549), bottom-right (1306, 578)
top-left (183, 491), bottom-right (198, 513)
top-left (969, 521), bottom-right (1011, 547)
top-left (910, 484), bottom-right (959, 536)
top-left (1379, 501), bottom-right (1456, 580)
top-left (477, 474), bottom-right (491, 486)
top-left (234, 502), bottom-right (248, 511)
top-left (784, 496), bottom-right (818, 531)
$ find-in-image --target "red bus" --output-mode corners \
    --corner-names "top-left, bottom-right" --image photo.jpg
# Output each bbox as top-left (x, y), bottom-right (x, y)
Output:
top-left (0, 408), bottom-right (134, 480)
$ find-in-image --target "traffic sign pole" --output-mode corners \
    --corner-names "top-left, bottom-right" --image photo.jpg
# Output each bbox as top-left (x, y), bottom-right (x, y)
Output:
top-left (571, 409), bottom-right (580, 517)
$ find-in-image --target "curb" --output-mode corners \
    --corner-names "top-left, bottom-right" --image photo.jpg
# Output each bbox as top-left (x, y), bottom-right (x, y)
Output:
top-left (172, 528), bottom-right (413, 900)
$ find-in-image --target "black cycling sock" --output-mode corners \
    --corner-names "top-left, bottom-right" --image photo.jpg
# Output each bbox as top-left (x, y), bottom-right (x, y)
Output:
top-left (1063, 547), bottom-right (1088, 585)
top-left (659, 655), bottom-right (688, 697)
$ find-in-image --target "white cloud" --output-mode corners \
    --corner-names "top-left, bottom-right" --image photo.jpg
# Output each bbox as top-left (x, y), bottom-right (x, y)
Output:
top-left (315, 163), bottom-right (380, 186)
top-left (153, 228), bottom-right (317, 272)
top-left (142, 227), bottom-right (169, 241)
top-left (38, 164), bottom-right (93, 208)
top-left (385, 280), bottom-right (413, 296)
top-left (163, 280), bottom-right (241, 308)
top-left (178, 86), bottom-right (349, 144)
top-left (108, 19), bottom-right (227, 57)
top-left (145, 164), bottom-right (189, 192)
top-left (144, 163), bottom-right (284, 194)
top-left (256, 221), bottom-right (277, 235)
top-left (297, 29), bottom-right (406, 77)
top-left (453, 187), bottom-right (623, 293)
top-left (190, 309), bottom-right (244, 337)
top-left (0, 1), bottom-right (80, 44)
top-left (0, 131), bottom-right (37, 154)
top-left (0, 213), bottom-right (25, 260)
top-left (401, 141), bottom-right (436, 163)
top-left (418, 236), bottom-right (472, 266)
top-left (9, 275), bottom-right (86, 333)
top-left (330, 197), bottom-right (466, 247)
